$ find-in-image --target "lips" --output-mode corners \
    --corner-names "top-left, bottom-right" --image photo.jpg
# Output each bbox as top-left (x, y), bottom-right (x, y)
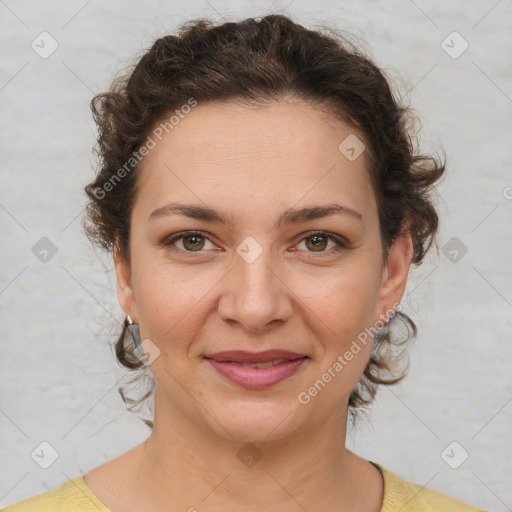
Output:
top-left (204, 349), bottom-right (306, 364)
top-left (203, 350), bottom-right (308, 389)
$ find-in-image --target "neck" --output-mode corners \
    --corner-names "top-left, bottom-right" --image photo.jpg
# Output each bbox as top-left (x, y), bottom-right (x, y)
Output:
top-left (127, 389), bottom-right (382, 512)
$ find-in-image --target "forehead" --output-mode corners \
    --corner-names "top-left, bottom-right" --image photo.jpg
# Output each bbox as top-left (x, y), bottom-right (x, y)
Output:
top-left (136, 98), bottom-right (375, 221)
top-left (146, 98), bottom-right (364, 164)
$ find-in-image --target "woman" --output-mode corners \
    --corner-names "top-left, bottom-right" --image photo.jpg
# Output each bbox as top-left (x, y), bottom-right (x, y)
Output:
top-left (4, 14), bottom-right (486, 512)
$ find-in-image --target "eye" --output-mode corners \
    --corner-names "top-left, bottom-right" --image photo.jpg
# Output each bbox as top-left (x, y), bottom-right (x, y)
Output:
top-left (162, 231), bottom-right (216, 252)
top-left (161, 230), bottom-right (348, 255)
top-left (294, 231), bottom-right (348, 255)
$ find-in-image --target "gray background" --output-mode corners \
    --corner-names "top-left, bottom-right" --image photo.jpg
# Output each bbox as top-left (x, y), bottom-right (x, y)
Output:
top-left (1, 0), bottom-right (511, 510)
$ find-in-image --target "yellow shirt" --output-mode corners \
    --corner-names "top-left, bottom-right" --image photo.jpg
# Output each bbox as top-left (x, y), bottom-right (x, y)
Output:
top-left (1, 462), bottom-right (487, 511)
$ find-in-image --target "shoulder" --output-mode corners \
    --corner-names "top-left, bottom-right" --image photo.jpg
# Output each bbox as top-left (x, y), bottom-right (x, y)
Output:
top-left (371, 462), bottom-right (488, 512)
top-left (1, 477), bottom-right (110, 512)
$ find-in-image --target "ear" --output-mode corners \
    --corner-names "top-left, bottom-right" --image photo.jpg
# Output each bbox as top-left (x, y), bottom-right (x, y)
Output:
top-left (377, 224), bottom-right (413, 319)
top-left (114, 240), bottom-right (138, 322)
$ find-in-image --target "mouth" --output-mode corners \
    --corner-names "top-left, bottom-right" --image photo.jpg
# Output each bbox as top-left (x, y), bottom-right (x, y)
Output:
top-left (203, 350), bottom-right (309, 389)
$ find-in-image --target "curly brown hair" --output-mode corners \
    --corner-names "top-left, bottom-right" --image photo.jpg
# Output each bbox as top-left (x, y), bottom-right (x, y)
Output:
top-left (84, 14), bottom-right (445, 428)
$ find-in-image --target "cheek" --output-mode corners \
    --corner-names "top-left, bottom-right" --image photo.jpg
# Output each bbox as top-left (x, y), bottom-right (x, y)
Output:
top-left (300, 266), bottom-right (383, 394)
top-left (309, 262), bottom-right (382, 336)
top-left (311, 276), bottom-right (379, 384)
top-left (130, 255), bottom-right (220, 349)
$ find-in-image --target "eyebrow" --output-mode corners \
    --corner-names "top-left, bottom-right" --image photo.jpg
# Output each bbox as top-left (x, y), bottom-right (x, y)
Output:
top-left (148, 202), bottom-right (363, 227)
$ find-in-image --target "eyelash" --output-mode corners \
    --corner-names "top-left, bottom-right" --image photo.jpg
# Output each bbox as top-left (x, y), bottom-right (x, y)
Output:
top-left (161, 230), bottom-right (349, 257)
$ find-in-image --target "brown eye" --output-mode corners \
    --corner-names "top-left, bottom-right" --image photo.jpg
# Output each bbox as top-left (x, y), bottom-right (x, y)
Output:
top-left (162, 230), bottom-right (347, 256)
top-left (163, 231), bottom-right (215, 252)
top-left (305, 234), bottom-right (329, 251)
top-left (181, 234), bottom-right (206, 251)
top-left (296, 231), bottom-right (348, 255)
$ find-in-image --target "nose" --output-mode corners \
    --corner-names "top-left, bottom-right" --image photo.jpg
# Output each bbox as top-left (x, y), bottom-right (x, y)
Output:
top-left (217, 245), bottom-right (293, 334)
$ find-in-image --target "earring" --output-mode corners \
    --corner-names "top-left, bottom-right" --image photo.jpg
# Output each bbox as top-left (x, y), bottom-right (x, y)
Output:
top-left (125, 315), bottom-right (141, 345)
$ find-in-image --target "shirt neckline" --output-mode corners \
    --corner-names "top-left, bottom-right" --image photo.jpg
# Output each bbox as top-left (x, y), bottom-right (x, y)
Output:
top-left (72, 476), bottom-right (111, 511)
top-left (76, 460), bottom-right (390, 512)
top-left (368, 460), bottom-right (391, 512)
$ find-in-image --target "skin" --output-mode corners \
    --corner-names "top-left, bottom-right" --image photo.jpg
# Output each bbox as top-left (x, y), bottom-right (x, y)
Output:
top-left (84, 97), bottom-right (413, 512)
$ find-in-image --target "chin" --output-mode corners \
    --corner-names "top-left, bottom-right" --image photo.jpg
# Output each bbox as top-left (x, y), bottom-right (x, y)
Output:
top-left (207, 399), bottom-right (304, 444)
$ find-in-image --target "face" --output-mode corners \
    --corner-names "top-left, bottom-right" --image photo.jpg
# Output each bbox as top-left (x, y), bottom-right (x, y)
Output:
top-left (115, 98), bottom-right (412, 443)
